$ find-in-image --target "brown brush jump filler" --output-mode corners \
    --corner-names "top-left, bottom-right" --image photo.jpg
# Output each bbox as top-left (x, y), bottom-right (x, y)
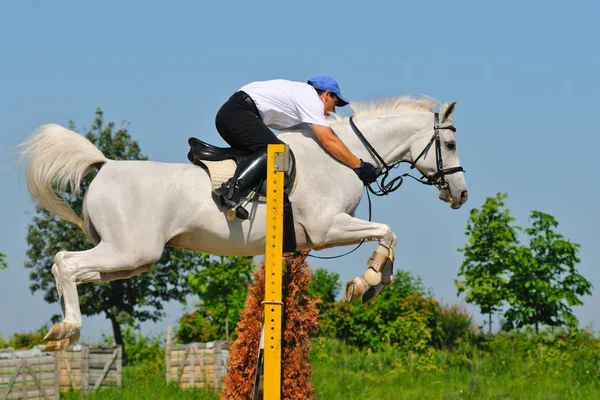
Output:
top-left (221, 255), bottom-right (319, 400)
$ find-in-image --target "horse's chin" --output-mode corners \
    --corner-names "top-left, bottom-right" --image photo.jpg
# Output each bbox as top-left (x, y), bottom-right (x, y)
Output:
top-left (439, 188), bottom-right (451, 203)
top-left (438, 189), bottom-right (462, 209)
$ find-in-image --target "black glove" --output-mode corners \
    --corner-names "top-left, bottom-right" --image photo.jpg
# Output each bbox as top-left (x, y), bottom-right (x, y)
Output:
top-left (353, 160), bottom-right (378, 184)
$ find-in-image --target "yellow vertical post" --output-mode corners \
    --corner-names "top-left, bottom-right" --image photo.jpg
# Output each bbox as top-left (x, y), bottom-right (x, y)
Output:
top-left (263, 143), bottom-right (287, 400)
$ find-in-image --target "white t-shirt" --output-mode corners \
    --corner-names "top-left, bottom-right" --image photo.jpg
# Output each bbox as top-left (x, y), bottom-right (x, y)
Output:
top-left (239, 79), bottom-right (329, 130)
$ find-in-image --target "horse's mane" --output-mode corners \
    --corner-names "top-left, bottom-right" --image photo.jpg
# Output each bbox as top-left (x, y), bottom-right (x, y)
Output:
top-left (328, 95), bottom-right (438, 124)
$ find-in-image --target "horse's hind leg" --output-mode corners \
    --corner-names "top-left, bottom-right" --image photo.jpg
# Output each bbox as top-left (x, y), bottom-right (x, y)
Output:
top-left (44, 241), bottom-right (162, 351)
top-left (77, 263), bottom-right (154, 284)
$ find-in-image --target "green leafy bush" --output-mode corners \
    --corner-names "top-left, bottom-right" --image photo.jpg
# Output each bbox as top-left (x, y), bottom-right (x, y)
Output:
top-left (386, 295), bottom-right (440, 370)
top-left (102, 326), bottom-right (163, 367)
top-left (176, 308), bottom-right (222, 343)
top-left (328, 274), bottom-right (438, 354)
top-left (433, 303), bottom-right (475, 350)
top-left (0, 326), bottom-right (48, 349)
top-left (316, 269), bottom-right (478, 370)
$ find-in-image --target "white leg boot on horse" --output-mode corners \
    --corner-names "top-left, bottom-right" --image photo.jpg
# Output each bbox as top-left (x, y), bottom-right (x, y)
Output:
top-left (345, 244), bottom-right (395, 303)
top-left (303, 211), bottom-right (398, 303)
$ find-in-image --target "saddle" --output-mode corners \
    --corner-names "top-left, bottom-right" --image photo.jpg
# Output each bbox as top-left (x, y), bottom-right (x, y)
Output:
top-left (186, 137), bottom-right (297, 200)
top-left (187, 137), bottom-right (298, 252)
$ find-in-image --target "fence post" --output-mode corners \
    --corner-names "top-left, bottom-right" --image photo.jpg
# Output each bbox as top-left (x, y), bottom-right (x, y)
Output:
top-left (116, 346), bottom-right (122, 388)
top-left (81, 344), bottom-right (89, 395)
top-left (166, 326), bottom-right (172, 384)
top-left (54, 354), bottom-right (59, 399)
top-left (214, 341), bottom-right (222, 389)
top-left (189, 344), bottom-right (194, 388)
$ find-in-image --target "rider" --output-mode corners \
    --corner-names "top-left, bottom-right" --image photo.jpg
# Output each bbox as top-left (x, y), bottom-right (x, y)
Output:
top-left (213, 76), bottom-right (378, 219)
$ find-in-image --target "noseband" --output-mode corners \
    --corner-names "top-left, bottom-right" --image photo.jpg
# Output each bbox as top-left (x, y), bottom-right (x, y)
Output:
top-left (349, 112), bottom-right (465, 196)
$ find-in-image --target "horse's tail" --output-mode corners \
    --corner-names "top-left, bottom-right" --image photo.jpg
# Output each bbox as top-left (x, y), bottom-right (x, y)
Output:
top-left (18, 124), bottom-right (108, 230)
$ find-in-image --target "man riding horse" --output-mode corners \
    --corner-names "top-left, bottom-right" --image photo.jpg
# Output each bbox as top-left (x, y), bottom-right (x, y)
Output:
top-left (212, 76), bottom-right (378, 219)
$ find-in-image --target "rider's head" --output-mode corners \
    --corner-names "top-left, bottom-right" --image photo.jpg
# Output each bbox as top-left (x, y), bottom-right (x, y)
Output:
top-left (308, 76), bottom-right (349, 115)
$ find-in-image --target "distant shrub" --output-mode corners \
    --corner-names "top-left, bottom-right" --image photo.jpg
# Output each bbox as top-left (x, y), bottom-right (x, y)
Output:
top-left (317, 272), bottom-right (480, 371)
top-left (386, 295), bottom-right (440, 371)
top-left (433, 303), bottom-right (475, 350)
top-left (102, 326), bottom-right (163, 366)
top-left (0, 326), bottom-right (48, 350)
top-left (176, 309), bottom-right (222, 343)
top-left (323, 269), bottom-right (433, 350)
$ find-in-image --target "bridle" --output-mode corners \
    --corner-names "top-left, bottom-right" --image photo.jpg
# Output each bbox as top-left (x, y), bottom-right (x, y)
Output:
top-left (299, 111), bottom-right (465, 261)
top-left (349, 111), bottom-right (465, 196)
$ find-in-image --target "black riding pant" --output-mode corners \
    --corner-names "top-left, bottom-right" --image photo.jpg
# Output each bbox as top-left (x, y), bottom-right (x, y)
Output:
top-left (215, 91), bottom-right (284, 153)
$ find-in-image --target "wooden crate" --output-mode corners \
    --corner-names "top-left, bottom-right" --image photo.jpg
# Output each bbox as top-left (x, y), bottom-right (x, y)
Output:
top-left (59, 345), bottom-right (122, 394)
top-left (165, 327), bottom-right (229, 390)
top-left (0, 354), bottom-right (59, 400)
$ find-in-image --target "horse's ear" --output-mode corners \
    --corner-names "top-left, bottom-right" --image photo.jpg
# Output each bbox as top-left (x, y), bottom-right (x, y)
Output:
top-left (441, 101), bottom-right (457, 123)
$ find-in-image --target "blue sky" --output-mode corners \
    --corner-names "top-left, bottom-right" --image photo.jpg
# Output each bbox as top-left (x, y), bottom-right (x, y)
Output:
top-left (1, 1), bottom-right (598, 342)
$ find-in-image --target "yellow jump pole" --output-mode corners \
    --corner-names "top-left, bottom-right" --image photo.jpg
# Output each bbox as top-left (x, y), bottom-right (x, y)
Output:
top-left (263, 143), bottom-right (288, 400)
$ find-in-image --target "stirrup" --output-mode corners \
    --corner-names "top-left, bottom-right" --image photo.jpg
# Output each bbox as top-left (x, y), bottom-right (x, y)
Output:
top-left (215, 186), bottom-right (249, 221)
top-left (226, 203), bottom-right (249, 221)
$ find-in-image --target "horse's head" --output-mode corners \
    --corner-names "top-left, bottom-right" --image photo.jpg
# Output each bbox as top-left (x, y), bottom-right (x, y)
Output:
top-left (409, 101), bottom-right (468, 209)
top-left (329, 96), bottom-right (468, 209)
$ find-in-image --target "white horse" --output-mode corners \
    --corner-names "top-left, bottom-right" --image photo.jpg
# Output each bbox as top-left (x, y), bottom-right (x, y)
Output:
top-left (18, 95), bottom-right (468, 351)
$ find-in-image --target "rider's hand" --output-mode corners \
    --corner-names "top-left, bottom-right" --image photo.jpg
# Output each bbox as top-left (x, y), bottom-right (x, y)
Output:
top-left (353, 160), bottom-right (378, 184)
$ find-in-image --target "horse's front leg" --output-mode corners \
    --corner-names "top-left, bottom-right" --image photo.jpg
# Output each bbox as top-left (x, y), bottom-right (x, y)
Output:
top-left (309, 212), bottom-right (398, 303)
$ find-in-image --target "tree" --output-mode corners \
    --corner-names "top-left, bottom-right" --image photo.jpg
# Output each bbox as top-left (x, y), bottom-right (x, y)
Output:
top-left (306, 268), bottom-right (341, 338)
top-left (503, 211), bottom-right (592, 333)
top-left (180, 255), bottom-right (254, 342)
top-left (307, 268), bottom-right (340, 307)
top-left (25, 108), bottom-right (203, 354)
top-left (455, 193), bottom-right (519, 333)
top-left (0, 253), bottom-right (6, 270)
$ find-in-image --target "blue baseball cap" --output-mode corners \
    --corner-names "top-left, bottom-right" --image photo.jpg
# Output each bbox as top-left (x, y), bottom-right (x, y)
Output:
top-left (307, 76), bottom-right (349, 107)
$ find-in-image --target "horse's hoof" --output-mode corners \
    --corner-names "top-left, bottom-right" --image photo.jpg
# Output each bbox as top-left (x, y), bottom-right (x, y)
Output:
top-left (43, 321), bottom-right (77, 341)
top-left (69, 330), bottom-right (81, 346)
top-left (345, 277), bottom-right (369, 302)
top-left (344, 281), bottom-right (355, 302)
top-left (43, 338), bottom-right (69, 352)
top-left (44, 328), bottom-right (79, 352)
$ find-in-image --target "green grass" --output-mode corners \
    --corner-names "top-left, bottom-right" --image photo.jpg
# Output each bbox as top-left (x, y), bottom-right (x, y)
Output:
top-left (59, 338), bottom-right (600, 400)
top-left (60, 362), bottom-right (219, 400)
top-left (311, 352), bottom-right (599, 399)
top-left (309, 340), bottom-right (600, 400)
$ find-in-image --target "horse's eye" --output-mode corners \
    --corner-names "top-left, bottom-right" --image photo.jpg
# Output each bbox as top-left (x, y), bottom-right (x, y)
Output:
top-left (446, 141), bottom-right (456, 150)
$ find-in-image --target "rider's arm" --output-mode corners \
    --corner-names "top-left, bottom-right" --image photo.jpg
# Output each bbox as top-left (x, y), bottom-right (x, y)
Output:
top-left (310, 124), bottom-right (361, 169)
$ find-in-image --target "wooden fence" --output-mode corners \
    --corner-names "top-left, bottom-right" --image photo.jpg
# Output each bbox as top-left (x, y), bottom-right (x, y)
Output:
top-left (0, 354), bottom-right (59, 400)
top-left (59, 345), bottom-right (122, 394)
top-left (0, 345), bottom-right (122, 399)
top-left (165, 327), bottom-right (229, 390)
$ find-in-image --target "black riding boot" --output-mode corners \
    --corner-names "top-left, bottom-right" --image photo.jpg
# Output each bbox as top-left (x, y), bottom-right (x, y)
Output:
top-left (213, 151), bottom-right (268, 220)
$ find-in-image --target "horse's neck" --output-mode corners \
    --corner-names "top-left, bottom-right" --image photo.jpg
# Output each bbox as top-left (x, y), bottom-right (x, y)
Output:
top-left (331, 112), bottom-right (432, 166)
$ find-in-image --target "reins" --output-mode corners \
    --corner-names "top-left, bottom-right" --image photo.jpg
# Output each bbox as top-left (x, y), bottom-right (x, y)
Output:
top-left (294, 112), bottom-right (464, 261)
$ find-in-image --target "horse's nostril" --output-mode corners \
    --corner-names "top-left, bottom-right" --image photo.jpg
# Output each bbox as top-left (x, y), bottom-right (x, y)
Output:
top-left (460, 190), bottom-right (468, 202)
